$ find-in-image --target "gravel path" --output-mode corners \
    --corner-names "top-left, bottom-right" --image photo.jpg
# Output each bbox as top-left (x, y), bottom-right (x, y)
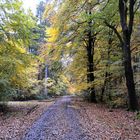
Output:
top-left (22, 96), bottom-right (87, 140)
top-left (22, 96), bottom-right (140, 140)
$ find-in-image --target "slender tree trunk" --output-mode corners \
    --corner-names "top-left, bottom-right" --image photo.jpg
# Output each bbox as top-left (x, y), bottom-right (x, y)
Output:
top-left (100, 33), bottom-right (112, 102)
top-left (100, 71), bottom-right (108, 102)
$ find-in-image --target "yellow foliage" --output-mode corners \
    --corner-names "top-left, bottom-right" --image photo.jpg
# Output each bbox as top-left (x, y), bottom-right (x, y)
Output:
top-left (46, 27), bottom-right (59, 43)
top-left (16, 46), bottom-right (26, 53)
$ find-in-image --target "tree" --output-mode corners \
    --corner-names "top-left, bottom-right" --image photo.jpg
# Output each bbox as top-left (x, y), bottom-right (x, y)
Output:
top-left (44, 0), bottom-right (103, 102)
top-left (0, 0), bottom-right (38, 102)
top-left (85, 2), bottom-right (97, 102)
top-left (103, 0), bottom-right (139, 110)
top-left (119, 0), bottom-right (139, 111)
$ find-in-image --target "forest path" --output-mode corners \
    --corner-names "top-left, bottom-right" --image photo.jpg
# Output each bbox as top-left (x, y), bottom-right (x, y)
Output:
top-left (22, 96), bottom-right (88, 140)
top-left (22, 96), bottom-right (140, 140)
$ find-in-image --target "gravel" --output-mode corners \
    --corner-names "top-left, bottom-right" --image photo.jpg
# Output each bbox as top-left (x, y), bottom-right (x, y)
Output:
top-left (22, 96), bottom-right (87, 140)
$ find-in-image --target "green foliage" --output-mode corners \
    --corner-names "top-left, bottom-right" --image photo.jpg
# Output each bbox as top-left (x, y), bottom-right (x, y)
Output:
top-left (0, 0), bottom-right (38, 102)
top-left (0, 79), bottom-right (15, 101)
top-left (46, 77), bottom-right (67, 96)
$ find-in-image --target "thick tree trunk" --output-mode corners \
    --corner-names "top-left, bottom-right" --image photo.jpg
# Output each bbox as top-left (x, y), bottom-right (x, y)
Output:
top-left (119, 0), bottom-right (139, 111)
top-left (85, 3), bottom-right (96, 102)
top-left (123, 43), bottom-right (139, 110)
top-left (85, 2), bottom-right (97, 102)
top-left (87, 46), bottom-right (96, 102)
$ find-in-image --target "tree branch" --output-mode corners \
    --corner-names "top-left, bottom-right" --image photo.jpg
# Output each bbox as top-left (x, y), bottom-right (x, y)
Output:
top-left (104, 21), bottom-right (124, 46)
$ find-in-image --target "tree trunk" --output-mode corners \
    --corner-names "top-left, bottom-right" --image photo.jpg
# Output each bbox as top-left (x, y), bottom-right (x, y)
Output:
top-left (100, 33), bottom-right (112, 102)
top-left (119, 0), bottom-right (139, 111)
top-left (85, 2), bottom-right (97, 102)
top-left (123, 43), bottom-right (139, 110)
top-left (100, 71), bottom-right (108, 102)
top-left (87, 46), bottom-right (96, 102)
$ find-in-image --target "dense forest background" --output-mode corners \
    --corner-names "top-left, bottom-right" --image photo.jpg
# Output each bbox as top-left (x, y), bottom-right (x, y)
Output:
top-left (0, 0), bottom-right (140, 111)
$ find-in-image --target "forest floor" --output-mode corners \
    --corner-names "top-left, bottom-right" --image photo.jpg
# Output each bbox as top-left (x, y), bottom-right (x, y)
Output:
top-left (0, 99), bottom-right (55, 140)
top-left (0, 96), bottom-right (140, 140)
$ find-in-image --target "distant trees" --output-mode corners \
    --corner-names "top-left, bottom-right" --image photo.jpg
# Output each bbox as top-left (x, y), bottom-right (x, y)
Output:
top-left (36, 1), bottom-right (46, 24)
top-left (44, 0), bottom-right (101, 102)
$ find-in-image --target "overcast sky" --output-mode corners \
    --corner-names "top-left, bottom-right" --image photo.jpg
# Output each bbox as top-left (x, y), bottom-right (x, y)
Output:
top-left (23, 0), bottom-right (45, 15)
